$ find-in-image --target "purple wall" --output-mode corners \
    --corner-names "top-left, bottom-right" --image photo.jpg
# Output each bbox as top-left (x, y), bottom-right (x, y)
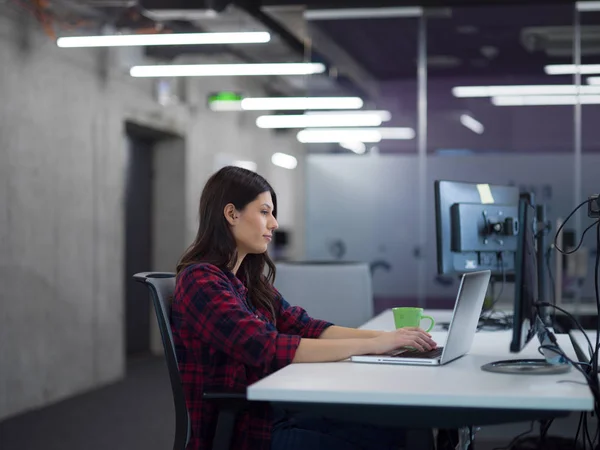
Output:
top-left (376, 75), bottom-right (600, 154)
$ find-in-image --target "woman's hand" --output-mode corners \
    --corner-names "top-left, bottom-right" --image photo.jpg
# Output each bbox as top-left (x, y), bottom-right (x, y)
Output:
top-left (369, 328), bottom-right (437, 354)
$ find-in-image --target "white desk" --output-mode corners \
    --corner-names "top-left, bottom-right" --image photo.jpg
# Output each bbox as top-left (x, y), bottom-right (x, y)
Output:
top-left (248, 309), bottom-right (593, 430)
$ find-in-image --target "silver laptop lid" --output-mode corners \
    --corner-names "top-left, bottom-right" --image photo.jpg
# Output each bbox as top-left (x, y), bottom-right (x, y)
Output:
top-left (440, 270), bottom-right (491, 364)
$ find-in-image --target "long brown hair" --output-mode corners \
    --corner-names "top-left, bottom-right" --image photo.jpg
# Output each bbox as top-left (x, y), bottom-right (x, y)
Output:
top-left (177, 166), bottom-right (278, 318)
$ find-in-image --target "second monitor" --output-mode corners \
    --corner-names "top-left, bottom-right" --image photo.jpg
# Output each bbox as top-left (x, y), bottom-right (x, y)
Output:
top-left (435, 180), bottom-right (521, 278)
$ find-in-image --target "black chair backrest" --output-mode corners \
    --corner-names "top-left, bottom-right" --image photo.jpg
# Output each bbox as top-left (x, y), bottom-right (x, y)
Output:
top-left (133, 272), bottom-right (190, 450)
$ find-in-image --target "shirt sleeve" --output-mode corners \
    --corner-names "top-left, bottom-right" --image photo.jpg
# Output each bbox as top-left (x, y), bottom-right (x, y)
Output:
top-left (274, 287), bottom-right (334, 339)
top-left (177, 264), bottom-right (301, 375)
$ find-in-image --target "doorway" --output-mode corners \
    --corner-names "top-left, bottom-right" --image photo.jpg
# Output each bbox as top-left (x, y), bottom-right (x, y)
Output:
top-left (123, 122), bottom-right (186, 357)
top-left (124, 128), bottom-right (154, 356)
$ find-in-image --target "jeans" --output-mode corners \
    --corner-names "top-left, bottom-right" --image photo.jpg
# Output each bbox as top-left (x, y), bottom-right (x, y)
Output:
top-left (271, 410), bottom-right (407, 450)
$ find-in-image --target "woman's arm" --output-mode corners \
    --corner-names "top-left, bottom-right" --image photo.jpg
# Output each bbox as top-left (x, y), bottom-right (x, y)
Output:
top-left (292, 327), bottom-right (437, 363)
top-left (292, 338), bottom-right (376, 363)
top-left (318, 325), bottom-right (385, 339)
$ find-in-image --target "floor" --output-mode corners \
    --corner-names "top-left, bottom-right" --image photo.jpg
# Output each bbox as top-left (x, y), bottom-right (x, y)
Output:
top-left (0, 357), bottom-right (175, 450)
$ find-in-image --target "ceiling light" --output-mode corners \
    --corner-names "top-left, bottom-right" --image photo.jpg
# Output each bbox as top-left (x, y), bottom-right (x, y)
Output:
top-left (544, 64), bottom-right (600, 75)
top-left (297, 128), bottom-right (415, 144)
top-left (460, 114), bottom-right (484, 134)
top-left (130, 62), bottom-right (326, 77)
top-left (491, 95), bottom-right (600, 106)
top-left (57, 31), bottom-right (271, 48)
top-left (256, 112), bottom-right (389, 129)
top-left (298, 129), bottom-right (382, 144)
top-left (339, 142), bottom-right (367, 154)
top-left (304, 7), bottom-right (422, 20)
top-left (271, 152), bottom-right (298, 170)
top-left (577, 1), bottom-right (600, 11)
top-left (240, 97), bottom-right (364, 111)
top-left (304, 110), bottom-right (391, 121)
top-left (587, 77), bottom-right (600, 85)
top-left (209, 101), bottom-right (243, 111)
top-left (453, 84), bottom-right (600, 97)
top-left (377, 128), bottom-right (416, 139)
top-left (232, 160), bottom-right (258, 172)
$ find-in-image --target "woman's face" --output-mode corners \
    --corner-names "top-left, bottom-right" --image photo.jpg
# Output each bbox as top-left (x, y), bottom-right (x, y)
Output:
top-left (228, 191), bottom-right (278, 256)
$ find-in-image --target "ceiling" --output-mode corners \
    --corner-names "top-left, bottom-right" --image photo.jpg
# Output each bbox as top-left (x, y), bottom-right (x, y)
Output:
top-left (44, 0), bottom-right (600, 153)
top-left (311, 5), bottom-right (600, 81)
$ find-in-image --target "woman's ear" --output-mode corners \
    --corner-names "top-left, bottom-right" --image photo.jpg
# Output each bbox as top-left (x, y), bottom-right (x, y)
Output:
top-left (224, 203), bottom-right (239, 226)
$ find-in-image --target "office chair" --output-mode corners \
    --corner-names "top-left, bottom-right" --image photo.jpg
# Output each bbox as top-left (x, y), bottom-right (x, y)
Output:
top-left (274, 261), bottom-right (374, 328)
top-left (133, 272), bottom-right (247, 450)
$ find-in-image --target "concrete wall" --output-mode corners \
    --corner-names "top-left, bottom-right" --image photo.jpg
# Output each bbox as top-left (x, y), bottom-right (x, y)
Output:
top-left (0, 10), bottom-right (305, 420)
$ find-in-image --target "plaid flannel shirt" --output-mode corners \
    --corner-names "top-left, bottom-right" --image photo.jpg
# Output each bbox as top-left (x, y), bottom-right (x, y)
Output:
top-left (171, 263), bottom-right (333, 450)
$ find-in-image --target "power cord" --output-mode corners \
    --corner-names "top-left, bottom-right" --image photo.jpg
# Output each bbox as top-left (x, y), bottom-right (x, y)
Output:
top-left (545, 246), bottom-right (558, 327)
top-left (528, 198), bottom-right (600, 449)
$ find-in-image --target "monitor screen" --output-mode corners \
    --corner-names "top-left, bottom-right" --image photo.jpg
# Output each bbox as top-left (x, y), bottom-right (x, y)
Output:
top-left (434, 180), bottom-right (520, 277)
top-left (510, 194), bottom-right (539, 353)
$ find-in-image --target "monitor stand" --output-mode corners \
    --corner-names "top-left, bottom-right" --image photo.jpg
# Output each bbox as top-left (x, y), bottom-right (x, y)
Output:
top-left (480, 317), bottom-right (572, 374)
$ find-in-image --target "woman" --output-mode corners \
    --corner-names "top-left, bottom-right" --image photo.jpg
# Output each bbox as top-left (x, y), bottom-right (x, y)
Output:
top-left (172, 166), bottom-right (437, 450)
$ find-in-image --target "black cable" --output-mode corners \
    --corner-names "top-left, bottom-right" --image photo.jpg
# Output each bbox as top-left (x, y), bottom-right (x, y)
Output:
top-left (584, 414), bottom-right (594, 450)
top-left (594, 222), bottom-right (600, 380)
top-left (545, 246), bottom-right (557, 326)
top-left (553, 199), bottom-right (593, 253)
top-left (576, 412), bottom-right (585, 448)
top-left (539, 419), bottom-right (554, 443)
top-left (555, 219), bottom-right (598, 256)
top-left (535, 302), bottom-right (594, 358)
top-left (492, 421), bottom-right (535, 450)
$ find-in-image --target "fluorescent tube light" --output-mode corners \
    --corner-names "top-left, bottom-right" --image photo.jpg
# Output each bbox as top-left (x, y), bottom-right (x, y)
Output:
top-left (453, 84), bottom-right (600, 97)
top-left (256, 111), bottom-right (389, 129)
top-left (304, 7), bottom-right (422, 20)
top-left (460, 114), bottom-right (484, 134)
top-left (57, 32), bottom-right (271, 48)
top-left (339, 142), bottom-right (367, 154)
top-left (544, 64), bottom-right (600, 75)
top-left (491, 95), bottom-right (600, 106)
top-left (271, 152), bottom-right (298, 170)
top-left (232, 160), bottom-right (258, 172)
top-left (377, 128), bottom-right (416, 139)
top-left (297, 128), bottom-right (415, 144)
top-left (241, 97), bottom-right (364, 111)
top-left (577, 1), bottom-right (600, 11)
top-left (587, 77), bottom-right (600, 85)
top-left (130, 62), bottom-right (326, 77)
top-left (209, 100), bottom-right (243, 111)
top-left (298, 129), bottom-right (382, 144)
top-left (304, 110), bottom-right (391, 120)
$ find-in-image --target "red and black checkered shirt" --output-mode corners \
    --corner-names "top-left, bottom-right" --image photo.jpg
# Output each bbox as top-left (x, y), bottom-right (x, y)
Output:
top-left (171, 263), bottom-right (333, 450)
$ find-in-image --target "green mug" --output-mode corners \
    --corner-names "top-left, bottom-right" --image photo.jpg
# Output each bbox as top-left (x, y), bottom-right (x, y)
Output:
top-left (392, 307), bottom-right (435, 332)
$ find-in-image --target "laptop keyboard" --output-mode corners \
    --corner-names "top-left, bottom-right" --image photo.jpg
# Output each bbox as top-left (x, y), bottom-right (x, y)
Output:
top-left (388, 347), bottom-right (444, 359)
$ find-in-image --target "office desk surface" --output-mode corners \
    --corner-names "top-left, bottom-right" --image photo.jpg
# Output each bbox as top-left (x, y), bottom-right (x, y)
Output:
top-left (249, 308), bottom-right (592, 413)
top-left (248, 330), bottom-right (591, 411)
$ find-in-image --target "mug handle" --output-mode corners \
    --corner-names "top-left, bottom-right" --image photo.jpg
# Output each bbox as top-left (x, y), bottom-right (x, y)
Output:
top-left (420, 315), bottom-right (435, 332)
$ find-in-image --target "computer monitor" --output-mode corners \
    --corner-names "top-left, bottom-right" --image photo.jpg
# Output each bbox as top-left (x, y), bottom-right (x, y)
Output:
top-left (481, 194), bottom-right (570, 374)
top-left (510, 193), bottom-right (540, 352)
top-left (434, 180), bottom-right (520, 278)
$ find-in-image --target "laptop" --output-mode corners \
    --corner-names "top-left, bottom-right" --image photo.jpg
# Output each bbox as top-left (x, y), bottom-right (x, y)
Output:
top-left (351, 270), bottom-right (491, 366)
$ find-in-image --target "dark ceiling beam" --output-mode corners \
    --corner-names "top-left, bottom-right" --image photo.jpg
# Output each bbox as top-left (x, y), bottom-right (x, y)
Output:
top-left (258, 0), bottom-right (582, 6)
top-left (141, 0), bottom-right (585, 8)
